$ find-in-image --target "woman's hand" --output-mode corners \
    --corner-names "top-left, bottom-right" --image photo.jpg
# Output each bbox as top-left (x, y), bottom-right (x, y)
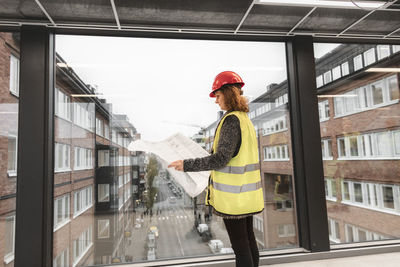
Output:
top-left (168, 160), bottom-right (183, 171)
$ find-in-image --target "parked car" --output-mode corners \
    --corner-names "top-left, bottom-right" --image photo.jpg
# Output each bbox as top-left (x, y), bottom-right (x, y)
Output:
top-left (208, 239), bottom-right (224, 253)
top-left (149, 226), bottom-right (159, 238)
top-left (169, 196), bottom-right (176, 204)
top-left (197, 223), bottom-right (209, 234)
top-left (220, 247), bottom-right (234, 254)
top-left (147, 247), bottom-right (156, 260)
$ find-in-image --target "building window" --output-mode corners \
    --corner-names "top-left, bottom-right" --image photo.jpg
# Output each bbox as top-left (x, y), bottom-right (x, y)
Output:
top-left (363, 48), bottom-right (376, 66)
top-left (316, 75), bottom-right (323, 87)
top-left (328, 218), bottom-right (340, 243)
top-left (325, 178), bottom-right (337, 201)
top-left (73, 102), bottom-right (94, 131)
top-left (353, 54), bottom-right (363, 71)
top-left (345, 223), bottom-right (387, 243)
top-left (277, 224), bottom-right (295, 237)
top-left (337, 130), bottom-right (400, 160)
top-left (55, 88), bottom-right (72, 121)
top-left (262, 115), bottom-right (287, 135)
top-left (53, 248), bottom-right (69, 267)
top-left (323, 70), bottom-right (332, 84)
top-left (341, 180), bottom-right (400, 214)
top-left (7, 135), bottom-right (17, 176)
top-left (393, 45), bottom-right (400, 53)
top-left (96, 118), bottom-right (104, 136)
top-left (98, 184), bottom-right (110, 202)
top-left (263, 145), bottom-right (289, 161)
top-left (104, 124), bottom-right (110, 139)
top-left (74, 186), bottom-right (93, 217)
top-left (321, 139), bottom-right (333, 160)
top-left (54, 194), bottom-right (70, 230)
top-left (4, 215), bottom-right (15, 264)
top-left (333, 75), bottom-right (398, 117)
top-left (73, 226), bottom-right (92, 265)
top-left (9, 54), bottom-right (19, 96)
top-left (98, 219), bottom-right (110, 239)
top-left (377, 45), bottom-right (390, 60)
top-left (55, 143), bottom-right (71, 172)
top-left (98, 150), bottom-right (109, 167)
top-left (341, 62), bottom-right (349, 76)
top-left (74, 147), bottom-right (93, 170)
top-left (332, 66), bottom-right (341, 80)
top-left (318, 100), bottom-right (330, 122)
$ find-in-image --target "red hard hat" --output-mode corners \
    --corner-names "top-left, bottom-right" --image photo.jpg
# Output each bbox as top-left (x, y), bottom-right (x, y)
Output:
top-left (210, 71), bottom-right (245, 97)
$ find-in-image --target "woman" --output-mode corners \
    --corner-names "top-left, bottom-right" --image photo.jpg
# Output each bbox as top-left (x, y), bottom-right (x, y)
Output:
top-left (169, 71), bottom-right (264, 267)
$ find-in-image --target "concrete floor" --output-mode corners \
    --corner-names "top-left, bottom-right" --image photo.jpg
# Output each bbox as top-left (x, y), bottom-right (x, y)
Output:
top-left (262, 252), bottom-right (400, 267)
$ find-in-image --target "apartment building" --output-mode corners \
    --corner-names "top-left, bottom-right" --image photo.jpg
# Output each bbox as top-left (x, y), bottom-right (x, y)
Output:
top-left (0, 32), bottom-right (141, 267)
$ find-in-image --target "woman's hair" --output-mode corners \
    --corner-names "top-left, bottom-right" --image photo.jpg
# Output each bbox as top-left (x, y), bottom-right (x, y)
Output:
top-left (219, 83), bottom-right (249, 113)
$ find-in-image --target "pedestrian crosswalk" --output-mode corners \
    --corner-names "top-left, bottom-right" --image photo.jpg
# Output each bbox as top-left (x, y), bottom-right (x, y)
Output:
top-left (154, 208), bottom-right (192, 222)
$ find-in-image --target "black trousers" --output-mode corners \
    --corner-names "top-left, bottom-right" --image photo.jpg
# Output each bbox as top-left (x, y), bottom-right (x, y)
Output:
top-left (223, 216), bottom-right (259, 267)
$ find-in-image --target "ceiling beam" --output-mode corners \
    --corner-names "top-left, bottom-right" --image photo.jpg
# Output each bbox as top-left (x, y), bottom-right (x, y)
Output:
top-left (384, 26), bottom-right (400, 38)
top-left (336, 1), bottom-right (397, 37)
top-left (287, 7), bottom-right (317, 36)
top-left (34, 0), bottom-right (56, 26)
top-left (235, 0), bottom-right (256, 34)
top-left (110, 0), bottom-right (121, 30)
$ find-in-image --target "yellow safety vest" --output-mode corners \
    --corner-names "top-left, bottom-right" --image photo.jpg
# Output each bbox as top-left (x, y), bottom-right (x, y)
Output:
top-left (206, 111), bottom-right (264, 216)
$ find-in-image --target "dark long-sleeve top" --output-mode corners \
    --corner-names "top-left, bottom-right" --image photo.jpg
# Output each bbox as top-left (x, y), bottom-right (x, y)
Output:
top-left (183, 114), bottom-right (241, 172)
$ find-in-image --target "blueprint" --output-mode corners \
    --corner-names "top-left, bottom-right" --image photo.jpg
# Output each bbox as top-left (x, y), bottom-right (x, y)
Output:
top-left (128, 133), bottom-right (210, 197)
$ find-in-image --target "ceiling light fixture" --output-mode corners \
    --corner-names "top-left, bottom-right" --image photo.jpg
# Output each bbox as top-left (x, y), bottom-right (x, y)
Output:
top-left (257, 0), bottom-right (386, 9)
top-left (365, 68), bottom-right (400, 72)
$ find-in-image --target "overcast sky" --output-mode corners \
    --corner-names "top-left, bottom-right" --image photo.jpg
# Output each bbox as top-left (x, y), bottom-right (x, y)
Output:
top-left (56, 35), bottom-right (338, 141)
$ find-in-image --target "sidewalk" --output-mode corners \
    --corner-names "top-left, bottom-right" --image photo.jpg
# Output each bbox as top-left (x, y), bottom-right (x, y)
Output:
top-left (261, 252), bottom-right (400, 267)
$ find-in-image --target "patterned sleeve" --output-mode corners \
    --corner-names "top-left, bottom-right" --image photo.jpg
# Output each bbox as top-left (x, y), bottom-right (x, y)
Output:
top-left (183, 115), bottom-right (241, 172)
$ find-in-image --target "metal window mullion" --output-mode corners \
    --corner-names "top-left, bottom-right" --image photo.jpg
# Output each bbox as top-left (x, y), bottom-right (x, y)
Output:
top-left (15, 25), bottom-right (55, 267)
top-left (286, 36), bottom-right (330, 252)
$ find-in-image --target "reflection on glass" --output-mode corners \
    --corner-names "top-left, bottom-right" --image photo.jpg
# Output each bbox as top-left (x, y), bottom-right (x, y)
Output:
top-left (0, 32), bottom-right (19, 266)
top-left (316, 43), bottom-right (400, 245)
top-left (54, 36), bottom-right (297, 266)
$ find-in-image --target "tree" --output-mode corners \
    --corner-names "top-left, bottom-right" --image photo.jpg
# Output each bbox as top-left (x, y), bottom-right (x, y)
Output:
top-left (145, 155), bottom-right (159, 211)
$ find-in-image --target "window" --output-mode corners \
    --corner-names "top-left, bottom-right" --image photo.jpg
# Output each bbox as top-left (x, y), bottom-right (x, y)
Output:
top-left (340, 180), bottom-right (400, 214)
top-left (394, 131), bottom-right (400, 155)
top-left (353, 54), bottom-right (363, 71)
top-left (328, 218), bottom-right (340, 243)
top-left (325, 178), bottom-right (337, 200)
top-left (54, 194), bottom-right (70, 230)
top-left (321, 139), bottom-right (333, 160)
top-left (345, 223), bottom-right (387, 243)
top-left (7, 135), bottom-right (17, 175)
top-left (377, 45), bottom-right (390, 60)
top-left (264, 145), bottom-right (289, 161)
top-left (98, 150), bottom-right (109, 167)
top-left (277, 224), bottom-right (295, 237)
top-left (73, 102), bottom-right (94, 131)
top-left (363, 48), bottom-right (376, 66)
top-left (349, 136), bottom-right (359, 157)
top-left (74, 147), bottom-right (93, 170)
top-left (333, 75), bottom-right (398, 117)
top-left (104, 124), bottom-right (110, 139)
top-left (371, 80), bottom-right (384, 106)
top-left (55, 88), bottom-right (72, 121)
top-left (98, 220), bottom-right (110, 239)
top-left (53, 248), bottom-right (69, 267)
top-left (73, 226), bottom-right (92, 264)
top-left (96, 118), bottom-right (104, 136)
top-left (338, 138), bottom-right (346, 157)
top-left (74, 186), bottom-right (93, 216)
top-left (262, 116), bottom-right (287, 135)
top-left (318, 100), bottom-right (330, 121)
top-left (323, 70), bottom-right (332, 84)
top-left (392, 45), bottom-right (400, 53)
top-left (341, 62), bottom-right (349, 76)
top-left (55, 143), bottom-right (71, 172)
top-left (9, 54), bottom-right (19, 96)
top-left (4, 215), bottom-right (15, 263)
top-left (332, 66), bottom-right (341, 80)
top-left (388, 76), bottom-right (399, 101)
top-left (98, 184), bottom-right (110, 202)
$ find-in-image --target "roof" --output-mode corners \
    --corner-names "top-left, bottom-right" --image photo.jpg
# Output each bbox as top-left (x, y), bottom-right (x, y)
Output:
top-left (1, 1), bottom-right (400, 40)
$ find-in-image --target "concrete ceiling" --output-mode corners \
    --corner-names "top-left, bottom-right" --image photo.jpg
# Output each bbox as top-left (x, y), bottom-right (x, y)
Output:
top-left (0, 0), bottom-right (400, 39)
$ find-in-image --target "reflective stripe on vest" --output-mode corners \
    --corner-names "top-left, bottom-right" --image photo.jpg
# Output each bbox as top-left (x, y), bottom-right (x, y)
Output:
top-left (217, 163), bottom-right (259, 174)
top-left (212, 180), bottom-right (262, 194)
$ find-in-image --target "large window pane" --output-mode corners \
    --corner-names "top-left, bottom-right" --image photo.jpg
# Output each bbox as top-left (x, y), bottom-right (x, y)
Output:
top-left (54, 36), bottom-right (297, 265)
top-left (315, 43), bottom-right (400, 246)
top-left (0, 32), bottom-right (19, 266)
